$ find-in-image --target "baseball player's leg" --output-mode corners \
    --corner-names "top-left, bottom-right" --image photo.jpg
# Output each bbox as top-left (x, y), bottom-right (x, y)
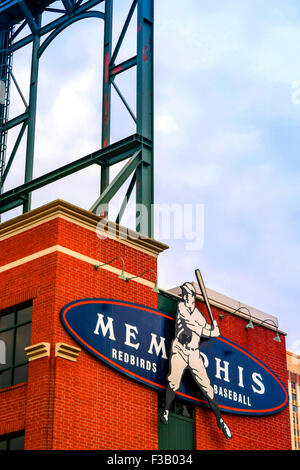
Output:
top-left (168, 347), bottom-right (188, 392)
top-left (161, 345), bottom-right (188, 425)
top-left (189, 349), bottom-right (214, 398)
top-left (189, 350), bottom-right (232, 439)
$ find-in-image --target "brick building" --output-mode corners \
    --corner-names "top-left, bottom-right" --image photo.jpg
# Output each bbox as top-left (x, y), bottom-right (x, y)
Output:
top-left (0, 200), bottom-right (292, 450)
top-left (287, 351), bottom-right (300, 450)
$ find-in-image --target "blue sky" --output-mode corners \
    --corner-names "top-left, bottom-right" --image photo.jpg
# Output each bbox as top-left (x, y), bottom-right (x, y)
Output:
top-left (2, 0), bottom-right (300, 352)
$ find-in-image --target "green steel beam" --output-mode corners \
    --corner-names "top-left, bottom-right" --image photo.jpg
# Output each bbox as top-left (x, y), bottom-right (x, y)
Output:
top-left (136, 0), bottom-right (154, 237)
top-left (61, 0), bottom-right (74, 16)
top-left (110, 0), bottom-right (137, 67)
top-left (11, 20), bottom-right (27, 41)
top-left (3, 112), bottom-right (28, 131)
top-left (17, 0), bottom-right (39, 35)
top-left (45, 7), bottom-right (65, 14)
top-left (0, 28), bottom-right (12, 205)
top-left (0, 1), bottom-right (19, 13)
top-left (0, 135), bottom-right (144, 214)
top-left (23, 15), bottom-right (41, 213)
top-left (111, 80), bottom-right (136, 123)
top-left (101, 0), bottom-right (113, 199)
top-left (9, 68), bottom-right (28, 108)
top-left (1, 121), bottom-right (27, 184)
top-left (90, 150), bottom-right (141, 213)
top-left (110, 56), bottom-right (137, 78)
top-left (9, 0), bottom-right (105, 52)
top-left (0, 198), bottom-right (25, 213)
top-left (37, 10), bottom-right (105, 58)
top-left (1, 0), bottom-right (155, 239)
top-left (99, 136), bottom-right (151, 168)
top-left (115, 172), bottom-right (136, 225)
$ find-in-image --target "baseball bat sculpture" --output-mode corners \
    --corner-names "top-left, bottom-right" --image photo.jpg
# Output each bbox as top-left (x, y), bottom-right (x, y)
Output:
top-left (195, 269), bottom-right (215, 329)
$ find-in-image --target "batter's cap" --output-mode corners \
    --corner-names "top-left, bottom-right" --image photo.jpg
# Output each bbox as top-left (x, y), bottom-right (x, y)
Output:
top-left (181, 282), bottom-right (196, 296)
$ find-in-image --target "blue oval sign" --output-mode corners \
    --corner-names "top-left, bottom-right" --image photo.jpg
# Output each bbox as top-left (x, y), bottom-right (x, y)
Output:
top-left (61, 298), bottom-right (288, 416)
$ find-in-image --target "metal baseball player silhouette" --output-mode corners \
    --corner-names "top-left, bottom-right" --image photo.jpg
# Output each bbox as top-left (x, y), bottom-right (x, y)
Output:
top-left (161, 272), bottom-right (232, 440)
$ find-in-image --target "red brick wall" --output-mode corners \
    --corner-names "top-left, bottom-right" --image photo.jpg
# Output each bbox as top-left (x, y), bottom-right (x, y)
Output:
top-left (0, 215), bottom-right (158, 450)
top-left (0, 219), bottom-right (60, 267)
top-left (0, 383), bottom-right (27, 436)
top-left (194, 300), bottom-right (291, 450)
top-left (0, 213), bottom-right (291, 450)
top-left (51, 250), bottom-right (158, 450)
top-left (0, 252), bottom-right (58, 449)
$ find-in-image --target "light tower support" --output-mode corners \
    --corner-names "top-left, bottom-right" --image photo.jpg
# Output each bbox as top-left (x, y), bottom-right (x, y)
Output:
top-left (0, 0), bottom-right (154, 238)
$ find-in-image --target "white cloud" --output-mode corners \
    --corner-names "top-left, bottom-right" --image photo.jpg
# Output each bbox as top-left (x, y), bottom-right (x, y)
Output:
top-left (156, 111), bottom-right (179, 134)
top-left (34, 66), bottom-right (100, 175)
top-left (50, 68), bottom-right (96, 136)
top-left (251, 25), bottom-right (300, 84)
top-left (205, 128), bottom-right (261, 161)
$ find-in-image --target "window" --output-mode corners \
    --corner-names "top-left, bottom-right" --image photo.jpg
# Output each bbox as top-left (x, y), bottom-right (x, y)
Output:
top-left (293, 405), bottom-right (298, 413)
top-left (0, 304), bottom-right (32, 390)
top-left (292, 393), bottom-right (297, 402)
top-left (291, 382), bottom-right (296, 389)
top-left (0, 432), bottom-right (25, 450)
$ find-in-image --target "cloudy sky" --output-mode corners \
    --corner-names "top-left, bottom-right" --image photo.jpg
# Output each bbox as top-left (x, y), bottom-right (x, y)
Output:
top-left (2, 0), bottom-right (300, 352)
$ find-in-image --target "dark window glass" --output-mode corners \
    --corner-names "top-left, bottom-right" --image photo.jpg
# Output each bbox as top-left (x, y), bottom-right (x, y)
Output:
top-left (9, 435), bottom-right (24, 450)
top-left (0, 304), bottom-right (32, 390)
top-left (17, 307), bottom-right (32, 325)
top-left (0, 432), bottom-right (24, 450)
top-left (0, 370), bottom-right (11, 389)
top-left (13, 364), bottom-right (28, 386)
top-left (0, 440), bottom-right (8, 450)
top-left (15, 324), bottom-right (31, 365)
top-left (0, 312), bottom-right (14, 330)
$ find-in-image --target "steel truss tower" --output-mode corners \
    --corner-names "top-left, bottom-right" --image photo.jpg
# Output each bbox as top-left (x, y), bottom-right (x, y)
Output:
top-left (0, 0), bottom-right (154, 237)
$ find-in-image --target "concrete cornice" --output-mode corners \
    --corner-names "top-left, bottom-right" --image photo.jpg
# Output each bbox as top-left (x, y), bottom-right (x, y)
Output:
top-left (0, 199), bottom-right (169, 258)
top-left (167, 284), bottom-right (286, 335)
